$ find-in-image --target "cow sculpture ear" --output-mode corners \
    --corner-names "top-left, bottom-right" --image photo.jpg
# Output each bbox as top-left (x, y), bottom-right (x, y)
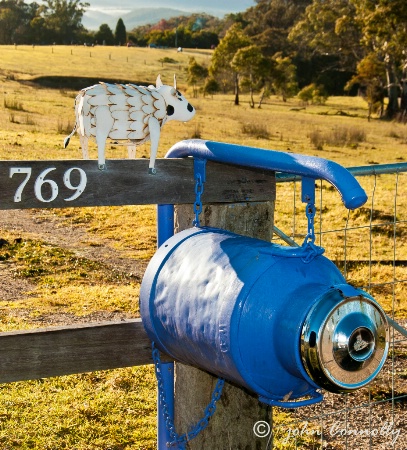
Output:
top-left (170, 87), bottom-right (176, 96)
top-left (174, 74), bottom-right (177, 90)
top-left (156, 74), bottom-right (163, 88)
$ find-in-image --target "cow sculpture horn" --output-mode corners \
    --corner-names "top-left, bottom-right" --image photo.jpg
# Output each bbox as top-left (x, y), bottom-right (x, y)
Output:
top-left (156, 74), bottom-right (163, 88)
top-left (174, 74), bottom-right (177, 90)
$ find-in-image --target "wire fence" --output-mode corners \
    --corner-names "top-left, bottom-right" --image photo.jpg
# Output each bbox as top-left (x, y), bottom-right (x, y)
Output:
top-left (270, 164), bottom-right (407, 449)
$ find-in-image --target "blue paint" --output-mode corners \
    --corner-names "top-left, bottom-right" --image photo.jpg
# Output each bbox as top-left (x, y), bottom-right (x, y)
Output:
top-left (166, 139), bottom-right (367, 210)
top-left (140, 227), bottom-right (388, 407)
top-left (146, 141), bottom-right (388, 429)
top-left (157, 204), bottom-right (174, 247)
top-left (157, 362), bottom-right (175, 449)
top-left (277, 161), bottom-right (407, 183)
top-left (156, 204), bottom-right (175, 449)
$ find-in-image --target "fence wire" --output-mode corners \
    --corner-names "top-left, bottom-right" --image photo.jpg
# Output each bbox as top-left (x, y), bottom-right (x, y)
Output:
top-left (270, 165), bottom-right (407, 450)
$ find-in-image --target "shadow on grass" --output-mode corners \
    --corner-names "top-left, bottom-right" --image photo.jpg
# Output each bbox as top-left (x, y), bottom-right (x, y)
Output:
top-left (23, 76), bottom-right (151, 90)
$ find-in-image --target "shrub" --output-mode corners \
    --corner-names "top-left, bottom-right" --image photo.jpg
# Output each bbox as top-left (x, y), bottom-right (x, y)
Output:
top-left (57, 119), bottom-right (75, 134)
top-left (309, 125), bottom-right (366, 149)
top-left (23, 114), bottom-right (36, 126)
top-left (203, 77), bottom-right (220, 98)
top-left (309, 129), bottom-right (324, 150)
top-left (190, 123), bottom-right (202, 139)
top-left (241, 122), bottom-right (270, 139)
top-left (4, 97), bottom-right (23, 111)
top-left (158, 57), bottom-right (178, 64)
top-left (298, 83), bottom-right (328, 105)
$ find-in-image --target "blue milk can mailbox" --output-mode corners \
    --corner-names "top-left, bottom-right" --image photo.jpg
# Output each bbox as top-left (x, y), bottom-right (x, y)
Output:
top-left (140, 140), bottom-right (389, 408)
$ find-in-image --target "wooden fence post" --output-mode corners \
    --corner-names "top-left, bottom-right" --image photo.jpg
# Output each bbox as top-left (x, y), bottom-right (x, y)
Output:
top-left (174, 193), bottom-right (275, 447)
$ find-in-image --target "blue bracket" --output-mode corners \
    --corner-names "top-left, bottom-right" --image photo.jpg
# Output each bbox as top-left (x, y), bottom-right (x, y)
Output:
top-left (301, 177), bottom-right (316, 204)
top-left (192, 158), bottom-right (207, 227)
top-left (193, 157), bottom-right (207, 183)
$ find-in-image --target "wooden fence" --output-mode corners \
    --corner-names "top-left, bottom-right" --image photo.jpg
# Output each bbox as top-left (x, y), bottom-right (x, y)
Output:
top-left (0, 158), bottom-right (275, 384)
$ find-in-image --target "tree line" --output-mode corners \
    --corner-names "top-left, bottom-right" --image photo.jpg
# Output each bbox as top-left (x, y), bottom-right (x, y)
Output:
top-left (0, 0), bottom-right (128, 46)
top-left (204, 0), bottom-right (407, 119)
top-left (2, 0), bottom-right (407, 119)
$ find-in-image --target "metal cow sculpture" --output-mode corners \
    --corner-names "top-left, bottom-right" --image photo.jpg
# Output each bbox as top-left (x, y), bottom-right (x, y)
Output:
top-left (64, 75), bottom-right (195, 173)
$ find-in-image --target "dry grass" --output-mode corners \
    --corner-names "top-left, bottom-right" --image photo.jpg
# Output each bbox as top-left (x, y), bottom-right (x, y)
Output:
top-left (241, 121), bottom-right (270, 139)
top-left (309, 125), bottom-right (366, 149)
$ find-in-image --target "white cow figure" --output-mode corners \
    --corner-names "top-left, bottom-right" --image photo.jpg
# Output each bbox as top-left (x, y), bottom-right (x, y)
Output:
top-left (64, 74), bottom-right (195, 173)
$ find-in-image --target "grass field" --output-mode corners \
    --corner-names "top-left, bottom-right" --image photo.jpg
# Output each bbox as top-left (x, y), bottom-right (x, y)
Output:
top-left (0, 44), bottom-right (406, 449)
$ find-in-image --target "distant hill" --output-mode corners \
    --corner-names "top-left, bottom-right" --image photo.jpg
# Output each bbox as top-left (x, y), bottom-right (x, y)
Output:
top-left (87, 0), bottom-right (254, 10)
top-left (82, 10), bottom-right (118, 30)
top-left (122, 8), bottom-right (190, 30)
top-left (82, 8), bottom-right (226, 31)
top-left (82, 1), bottom-right (255, 30)
top-left (83, 7), bottom-right (209, 31)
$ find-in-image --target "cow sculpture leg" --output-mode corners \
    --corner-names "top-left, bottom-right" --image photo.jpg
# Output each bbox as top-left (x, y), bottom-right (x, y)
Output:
top-left (94, 106), bottom-right (114, 170)
top-left (79, 135), bottom-right (89, 160)
top-left (147, 116), bottom-right (161, 175)
top-left (128, 145), bottom-right (136, 159)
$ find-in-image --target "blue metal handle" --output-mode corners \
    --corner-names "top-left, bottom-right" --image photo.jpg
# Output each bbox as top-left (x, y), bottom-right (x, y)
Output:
top-left (166, 139), bottom-right (367, 210)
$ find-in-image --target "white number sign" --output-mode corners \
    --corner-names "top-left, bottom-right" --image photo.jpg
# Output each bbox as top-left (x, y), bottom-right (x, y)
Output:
top-left (63, 168), bottom-right (87, 201)
top-left (10, 167), bottom-right (87, 203)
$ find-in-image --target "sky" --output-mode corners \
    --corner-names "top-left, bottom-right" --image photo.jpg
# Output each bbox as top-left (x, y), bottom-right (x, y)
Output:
top-left (84, 0), bottom-right (256, 16)
top-left (88, 0), bottom-right (255, 10)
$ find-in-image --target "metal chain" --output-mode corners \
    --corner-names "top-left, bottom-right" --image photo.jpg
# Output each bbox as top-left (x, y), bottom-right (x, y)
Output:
top-left (303, 201), bottom-right (316, 245)
top-left (152, 342), bottom-right (225, 448)
top-left (192, 173), bottom-right (204, 227)
top-left (301, 201), bottom-right (325, 263)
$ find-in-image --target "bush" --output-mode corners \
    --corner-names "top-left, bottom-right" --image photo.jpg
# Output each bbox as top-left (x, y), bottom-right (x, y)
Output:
top-left (4, 97), bottom-right (23, 111)
top-left (241, 122), bottom-right (270, 139)
top-left (298, 83), bottom-right (328, 105)
top-left (57, 119), bottom-right (75, 134)
top-left (309, 125), bottom-right (366, 150)
top-left (203, 77), bottom-right (220, 97)
top-left (158, 57), bottom-right (178, 64)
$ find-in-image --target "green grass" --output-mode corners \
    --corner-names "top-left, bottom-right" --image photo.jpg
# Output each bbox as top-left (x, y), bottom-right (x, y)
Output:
top-left (0, 44), bottom-right (406, 448)
top-left (0, 367), bottom-right (156, 450)
top-left (0, 233), bottom-right (140, 322)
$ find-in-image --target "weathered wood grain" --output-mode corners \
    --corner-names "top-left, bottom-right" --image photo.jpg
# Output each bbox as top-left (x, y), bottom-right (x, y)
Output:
top-left (0, 159), bottom-right (275, 209)
top-left (0, 319), bottom-right (171, 383)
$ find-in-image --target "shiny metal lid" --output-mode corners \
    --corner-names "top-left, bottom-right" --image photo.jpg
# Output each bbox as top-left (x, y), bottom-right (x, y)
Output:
top-left (301, 288), bottom-right (389, 392)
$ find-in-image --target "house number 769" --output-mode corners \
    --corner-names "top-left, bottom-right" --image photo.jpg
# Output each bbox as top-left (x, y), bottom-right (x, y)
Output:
top-left (10, 167), bottom-right (87, 203)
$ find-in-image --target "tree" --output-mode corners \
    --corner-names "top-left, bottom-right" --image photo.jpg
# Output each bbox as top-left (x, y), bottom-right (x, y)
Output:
top-left (243, 0), bottom-right (312, 57)
top-left (114, 18), bottom-right (126, 46)
top-left (34, 0), bottom-right (89, 44)
top-left (210, 24), bottom-right (252, 105)
top-left (271, 54), bottom-right (298, 101)
top-left (0, 0), bottom-right (38, 44)
top-left (288, 0), bottom-right (366, 94)
top-left (186, 57), bottom-right (208, 98)
top-left (345, 53), bottom-right (386, 120)
top-left (95, 23), bottom-right (114, 46)
top-left (290, 0), bottom-right (407, 118)
top-left (350, 0), bottom-right (407, 118)
top-left (231, 44), bottom-right (264, 108)
top-left (289, 0), bottom-right (363, 72)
